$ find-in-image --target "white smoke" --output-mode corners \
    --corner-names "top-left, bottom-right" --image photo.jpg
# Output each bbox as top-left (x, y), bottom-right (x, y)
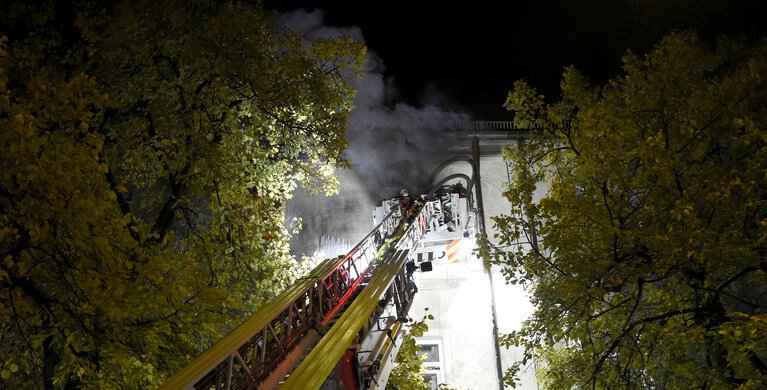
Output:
top-left (281, 9), bottom-right (471, 257)
top-left (281, 9), bottom-right (470, 194)
top-left (279, 8), bottom-right (365, 42)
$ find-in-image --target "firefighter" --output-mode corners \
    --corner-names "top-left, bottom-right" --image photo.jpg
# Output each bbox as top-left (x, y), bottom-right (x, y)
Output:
top-left (397, 188), bottom-right (411, 214)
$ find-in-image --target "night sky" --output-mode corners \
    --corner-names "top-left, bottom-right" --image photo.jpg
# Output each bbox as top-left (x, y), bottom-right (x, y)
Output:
top-left (267, 0), bottom-right (767, 120)
top-left (276, 1), bottom-right (767, 257)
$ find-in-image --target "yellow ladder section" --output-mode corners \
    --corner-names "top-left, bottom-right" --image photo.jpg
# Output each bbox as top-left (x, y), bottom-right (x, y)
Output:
top-left (280, 249), bottom-right (411, 389)
top-left (160, 257), bottom-right (340, 389)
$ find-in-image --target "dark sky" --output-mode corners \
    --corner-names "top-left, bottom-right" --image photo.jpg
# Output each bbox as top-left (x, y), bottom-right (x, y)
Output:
top-left (275, 1), bottom-right (766, 256)
top-left (266, 0), bottom-right (766, 120)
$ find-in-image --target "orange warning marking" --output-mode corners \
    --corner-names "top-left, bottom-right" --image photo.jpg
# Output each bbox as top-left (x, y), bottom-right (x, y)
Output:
top-left (446, 239), bottom-right (462, 263)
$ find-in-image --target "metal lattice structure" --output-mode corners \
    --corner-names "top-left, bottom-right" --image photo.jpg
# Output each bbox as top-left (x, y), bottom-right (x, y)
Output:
top-left (160, 210), bottom-right (401, 390)
top-left (161, 192), bottom-right (460, 390)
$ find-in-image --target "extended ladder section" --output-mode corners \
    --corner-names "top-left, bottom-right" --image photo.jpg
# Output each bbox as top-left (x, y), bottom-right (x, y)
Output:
top-left (280, 248), bottom-right (413, 389)
top-left (162, 189), bottom-right (466, 390)
top-left (160, 208), bottom-right (401, 390)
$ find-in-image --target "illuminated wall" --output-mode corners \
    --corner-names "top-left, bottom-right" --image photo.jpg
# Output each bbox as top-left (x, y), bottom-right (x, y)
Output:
top-left (411, 134), bottom-right (540, 390)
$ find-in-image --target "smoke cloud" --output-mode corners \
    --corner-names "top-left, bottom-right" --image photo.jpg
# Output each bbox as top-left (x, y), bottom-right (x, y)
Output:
top-left (281, 9), bottom-right (472, 258)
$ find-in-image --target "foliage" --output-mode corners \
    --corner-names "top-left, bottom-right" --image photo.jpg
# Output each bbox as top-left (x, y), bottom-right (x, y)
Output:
top-left (387, 310), bottom-right (457, 390)
top-left (482, 31), bottom-right (767, 389)
top-left (0, 1), bottom-right (364, 388)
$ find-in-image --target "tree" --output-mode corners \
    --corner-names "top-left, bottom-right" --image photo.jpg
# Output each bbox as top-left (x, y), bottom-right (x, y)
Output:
top-left (387, 315), bottom-right (432, 390)
top-left (0, 1), bottom-right (364, 388)
top-left (387, 312), bottom-right (457, 390)
top-left (483, 31), bottom-right (767, 389)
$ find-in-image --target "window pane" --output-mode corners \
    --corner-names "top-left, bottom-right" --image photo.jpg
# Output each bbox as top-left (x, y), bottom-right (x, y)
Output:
top-left (418, 344), bottom-right (440, 362)
top-left (422, 373), bottom-right (438, 390)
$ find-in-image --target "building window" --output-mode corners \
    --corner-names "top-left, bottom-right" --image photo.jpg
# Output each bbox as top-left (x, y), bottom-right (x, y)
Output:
top-left (417, 341), bottom-right (444, 387)
top-left (422, 371), bottom-right (439, 390)
top-left (419, 344), bottom-right (440, 363)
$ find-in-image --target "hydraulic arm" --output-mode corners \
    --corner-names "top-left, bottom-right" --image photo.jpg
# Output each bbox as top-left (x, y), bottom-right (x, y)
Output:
top-left (161, 184), bottom-right (473, 390)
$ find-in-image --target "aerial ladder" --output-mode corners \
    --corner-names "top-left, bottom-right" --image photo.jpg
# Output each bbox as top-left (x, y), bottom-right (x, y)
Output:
top-left (160, 181), bottom-right (475, 390)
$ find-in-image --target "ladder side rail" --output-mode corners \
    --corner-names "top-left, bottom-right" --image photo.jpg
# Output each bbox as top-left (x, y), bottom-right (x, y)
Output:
top-left (298, 215), bottom-right (426, 389)
top-left (395, 200), bottom-right (434, 253)
top-left (319, 208), bottom-right (399, 324)
top-left (365, 265), bottom-right (418, 388)
top-left (366, 320), bottom-right (406, 390)
top-left (350, 252), bottom-right (419, 388)
top-left (391, 264), bottom-right (413, 317)
top-left (280, 250), bottom-right (412, 389)
top-left (282, 209), bottom-right (428, 389)
top-left (161, 210), bottom-right (401, 389)
top-left (162, 260), bottom-right (334, 390)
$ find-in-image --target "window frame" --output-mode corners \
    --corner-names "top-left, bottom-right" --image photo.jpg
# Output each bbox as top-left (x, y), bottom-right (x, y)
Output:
top-left (416, 340), bottom-right (444, 387)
